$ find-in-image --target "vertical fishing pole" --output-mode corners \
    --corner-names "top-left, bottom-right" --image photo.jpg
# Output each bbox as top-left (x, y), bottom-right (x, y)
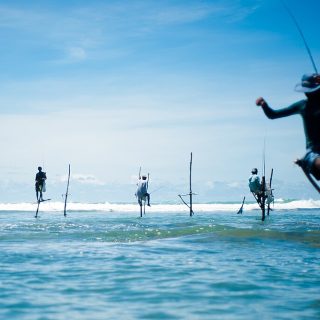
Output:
top-left (262, 138), bottom-right (266, 179)
top-left (281, 0), bottom-right (318, 73)
top-left (63, 164), bottom-right (71, 217)
top-left (143, 172), bottom-right (150, 216)
top-left (178, 152), bottom-right (196, 216)
top-left (267, 168), bottom-right (274, 216)
top-left (137, 167), bottom-right (146, 217)
top-left (189, 152), bottom-right (193, 216)
top-left (261, 139), bottom-right (266, 221)
top-left (35, 200), bottom-right (41, 218)
top-left (138, 167), bottom-right (142, 217)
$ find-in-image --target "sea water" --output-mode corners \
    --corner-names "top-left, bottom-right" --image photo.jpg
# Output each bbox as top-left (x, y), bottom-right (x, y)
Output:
top-left (0, 201), bottom-right (319, 320)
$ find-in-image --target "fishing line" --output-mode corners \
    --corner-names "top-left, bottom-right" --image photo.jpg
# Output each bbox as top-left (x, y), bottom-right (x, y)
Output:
top-left (261, 136), bottom-right (266, 178)
top-left (149, 186), bottom-right (163, 194)
top-left (281, 0), bottom-right (318, 73)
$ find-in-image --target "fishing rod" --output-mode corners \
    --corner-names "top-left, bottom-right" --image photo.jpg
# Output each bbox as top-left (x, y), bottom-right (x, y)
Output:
top-left (262, 138), bottom-right (266, 178)
top-left (281, 0), bottom-right (318, 73)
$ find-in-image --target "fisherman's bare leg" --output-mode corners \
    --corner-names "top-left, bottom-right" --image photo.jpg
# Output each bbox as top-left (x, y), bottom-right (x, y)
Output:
top-left (39, 185), bottom-right (43, 201)
top-left (36, 183), bottom-right (40, 201)
top-left (146, 193), bottom-right (151, 206)
top-left (257, 193), bottom-right (262, 205)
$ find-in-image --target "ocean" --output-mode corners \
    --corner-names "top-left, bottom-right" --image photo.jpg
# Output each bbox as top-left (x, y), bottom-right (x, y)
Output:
top-left (0, 200), bottom-right (319, 320)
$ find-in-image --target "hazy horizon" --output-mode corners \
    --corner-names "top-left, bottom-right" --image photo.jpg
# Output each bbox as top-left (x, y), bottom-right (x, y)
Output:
top-left (1, 0), bottom-right (319, 202)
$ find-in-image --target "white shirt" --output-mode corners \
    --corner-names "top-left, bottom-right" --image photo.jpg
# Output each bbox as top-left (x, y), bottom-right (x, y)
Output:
top-left (248, 174), bottom-right (261, 193)
top-left (136, 179), bottom-right (148, 199)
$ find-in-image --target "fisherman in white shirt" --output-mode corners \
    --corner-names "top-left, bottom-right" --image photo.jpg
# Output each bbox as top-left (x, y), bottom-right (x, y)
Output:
top-left (136, 175), bottom-right (151, 207)
top-left (248, 168), bottom-right (262, 204)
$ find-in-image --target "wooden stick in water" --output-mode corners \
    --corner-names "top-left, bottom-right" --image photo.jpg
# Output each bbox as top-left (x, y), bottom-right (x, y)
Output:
top-left (64, 164), bottom-right (71, 217)
top-left (189, 152), bottom-right (193, 216)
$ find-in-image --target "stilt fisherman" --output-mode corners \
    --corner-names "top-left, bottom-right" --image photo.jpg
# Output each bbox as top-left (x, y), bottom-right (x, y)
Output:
top-left (248, 168), bottom-right (262, 205)
top-left (136, 175), bottom-right (151, 207)
top-left (35, 166), bottom-right (47, 201)
top-left (256, 73), bottom-right (320, 182)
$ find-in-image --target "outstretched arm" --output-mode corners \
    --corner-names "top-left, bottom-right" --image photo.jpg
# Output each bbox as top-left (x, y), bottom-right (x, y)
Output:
top-left (256, 97), bottom-right (304, 119)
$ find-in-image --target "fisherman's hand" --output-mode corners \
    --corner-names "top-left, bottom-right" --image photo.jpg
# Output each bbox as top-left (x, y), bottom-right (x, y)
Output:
top-left (256, 97), bottom-right (267, 107)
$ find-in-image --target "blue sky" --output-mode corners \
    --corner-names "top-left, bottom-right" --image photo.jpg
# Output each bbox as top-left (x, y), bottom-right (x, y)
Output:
top-left (0, 0), bottom-right (319, 202)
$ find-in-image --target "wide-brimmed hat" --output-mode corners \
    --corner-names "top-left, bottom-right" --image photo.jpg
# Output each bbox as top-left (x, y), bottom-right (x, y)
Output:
top-left (295, 73), bottom-right (320, 93)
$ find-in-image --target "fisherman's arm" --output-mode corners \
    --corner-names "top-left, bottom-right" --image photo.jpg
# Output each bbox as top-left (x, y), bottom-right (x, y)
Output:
top-left (256, 97), bottom-right (304, 119)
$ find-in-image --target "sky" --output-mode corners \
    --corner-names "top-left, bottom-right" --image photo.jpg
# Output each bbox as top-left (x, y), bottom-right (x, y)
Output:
top-left (0, 0), bottom-right (319, 203)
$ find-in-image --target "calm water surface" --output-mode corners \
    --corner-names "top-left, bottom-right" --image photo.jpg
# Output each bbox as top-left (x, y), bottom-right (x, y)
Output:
top-left (0, 209), bottom-right (319, 319)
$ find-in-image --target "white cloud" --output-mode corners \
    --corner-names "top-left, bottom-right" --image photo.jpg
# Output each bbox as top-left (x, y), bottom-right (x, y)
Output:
top-left (0, 5), bottom-right (45, 28)
top-left (51, 46), bottom-right (88, 64)
top-left (54, 173), bottom-right (106, 186)
top-left (71, 174), bottom-right (106, 186)
top-left (205, 181), bottom-right (215, 189)
top-left (150, 5), bottom-right (217, 25)
top-left (227, 182), bottom-right (241, 188)
top-left (67, 46), bottom-right (87, 61)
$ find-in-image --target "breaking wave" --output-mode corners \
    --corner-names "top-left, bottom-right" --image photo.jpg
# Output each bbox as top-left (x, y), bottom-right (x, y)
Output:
top-left (0, 199), bottom-right (319, 212)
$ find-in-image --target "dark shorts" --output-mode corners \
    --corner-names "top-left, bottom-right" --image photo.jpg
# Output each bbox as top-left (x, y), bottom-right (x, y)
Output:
top-left (303, 148), bottom-right (320, 173)
top-left (35, 182), bottom-right (43, 192)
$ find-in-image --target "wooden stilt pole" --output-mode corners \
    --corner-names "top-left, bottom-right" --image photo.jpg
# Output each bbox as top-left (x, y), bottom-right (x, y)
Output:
top-left (63, 164), bottom-right (71, 217)
top-left (237, 196), bottom-right (246, 214)
top-left (178, 152), bottom-right (196, 216)
top-left (189, 152), bottom-right (193, 217)
top-left (35, 200), bottom-right (40, 218)
top-left (267, 168), bottom-right (274, 216)
top-left (261, 176), bottom-right (266, 221)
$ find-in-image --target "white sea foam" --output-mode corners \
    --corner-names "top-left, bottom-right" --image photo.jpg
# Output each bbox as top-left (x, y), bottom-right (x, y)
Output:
top-left (0, 199), bottom-right (319, 212)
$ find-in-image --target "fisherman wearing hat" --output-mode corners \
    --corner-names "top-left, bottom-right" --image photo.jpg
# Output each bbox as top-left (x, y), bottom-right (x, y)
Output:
top-left (249, 168), bottom-right (262, 204)
top-left (256, 73), bottom-right (320, 180)
top-left (136, 175), bottom-right (151, 207)
top-left (35, 166), bottom-right (47, 201)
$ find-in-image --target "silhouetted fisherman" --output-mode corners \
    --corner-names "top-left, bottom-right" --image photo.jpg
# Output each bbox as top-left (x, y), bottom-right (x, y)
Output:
top-left (256, 73), bottom-right (320, 180)
top-left (35, 166), bottom-right (47, 201)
